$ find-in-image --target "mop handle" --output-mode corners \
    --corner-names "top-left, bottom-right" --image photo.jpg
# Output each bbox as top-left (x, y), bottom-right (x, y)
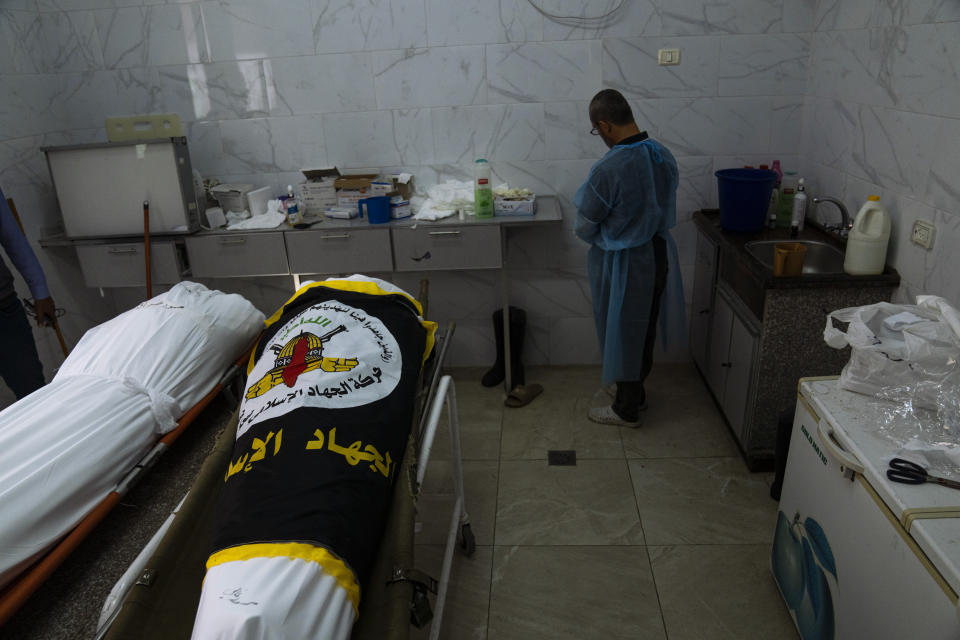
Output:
top-left (144, 200), bottom-right (152, 299)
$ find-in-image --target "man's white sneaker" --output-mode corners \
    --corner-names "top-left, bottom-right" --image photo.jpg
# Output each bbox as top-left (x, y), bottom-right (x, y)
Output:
top-left (600, 385), bottom-right (649, 411)
top-left (588, 405), bottom-right (642, 428)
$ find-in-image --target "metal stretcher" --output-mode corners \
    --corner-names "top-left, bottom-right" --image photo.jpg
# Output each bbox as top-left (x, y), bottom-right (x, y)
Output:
top-left (0, 348), bottom-right (253, 629)
top-left (98, 309), bottom-right (475, 639)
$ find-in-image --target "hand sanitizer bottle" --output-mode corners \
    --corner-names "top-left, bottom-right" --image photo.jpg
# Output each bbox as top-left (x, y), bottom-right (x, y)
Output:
top-left (790, 178), bottom-right (807, 235)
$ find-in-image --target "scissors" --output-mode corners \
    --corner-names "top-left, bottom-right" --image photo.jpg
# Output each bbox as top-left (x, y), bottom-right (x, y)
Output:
top-left (887, 458), bottom-right (960, 491)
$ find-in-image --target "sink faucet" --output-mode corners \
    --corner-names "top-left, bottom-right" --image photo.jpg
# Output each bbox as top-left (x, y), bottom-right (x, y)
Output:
top-left (812, 197), bottom-right (852, 235)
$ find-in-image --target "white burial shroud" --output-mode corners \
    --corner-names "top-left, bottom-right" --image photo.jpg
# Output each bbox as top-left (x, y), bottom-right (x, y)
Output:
top-left (0, 282), bottom-right (264, 589)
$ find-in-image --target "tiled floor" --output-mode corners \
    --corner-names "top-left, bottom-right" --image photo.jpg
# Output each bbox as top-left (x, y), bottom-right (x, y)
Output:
top-left (414, 363), bottom-right (798, 640)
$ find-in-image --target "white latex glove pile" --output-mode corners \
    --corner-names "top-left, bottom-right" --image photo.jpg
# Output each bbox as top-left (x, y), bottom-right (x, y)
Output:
top-left (413, 180), bottom-right (474, 221)
top-left (493, 184), bottom-right (534, 199)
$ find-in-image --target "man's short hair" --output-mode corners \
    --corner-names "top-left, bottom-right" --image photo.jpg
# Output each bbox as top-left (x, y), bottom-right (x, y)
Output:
top-left (589, 89), bottom-right (635, 126)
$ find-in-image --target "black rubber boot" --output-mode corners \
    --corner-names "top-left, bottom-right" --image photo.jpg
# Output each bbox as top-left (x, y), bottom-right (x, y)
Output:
top-left (481, 307), bottom-right (526, 387)
top-left (509, 307), bottom-right (526, 388)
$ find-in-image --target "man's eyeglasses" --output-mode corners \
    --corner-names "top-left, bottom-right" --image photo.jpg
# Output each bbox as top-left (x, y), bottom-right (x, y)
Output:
top-left (589, 127), bottom-right (600, 136)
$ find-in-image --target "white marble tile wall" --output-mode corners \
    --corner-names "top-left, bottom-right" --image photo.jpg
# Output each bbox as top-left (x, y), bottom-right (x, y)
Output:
top-left (1, 0), bottom-right (814, 369)
top-left (800, 2), bottom-right (960, 307)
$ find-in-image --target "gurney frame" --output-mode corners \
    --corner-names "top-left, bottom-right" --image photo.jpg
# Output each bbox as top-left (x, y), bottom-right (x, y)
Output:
top-left (97, 317), bottom-right (475, 639)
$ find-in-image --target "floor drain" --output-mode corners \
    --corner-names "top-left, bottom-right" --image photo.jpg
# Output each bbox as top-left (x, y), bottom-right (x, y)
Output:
top-left (547, 450), bottom-right (577, 466)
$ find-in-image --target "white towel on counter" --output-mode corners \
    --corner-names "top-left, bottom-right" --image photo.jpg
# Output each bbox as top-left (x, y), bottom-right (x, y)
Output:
top-left (227, 199), bottom-right (286, 230)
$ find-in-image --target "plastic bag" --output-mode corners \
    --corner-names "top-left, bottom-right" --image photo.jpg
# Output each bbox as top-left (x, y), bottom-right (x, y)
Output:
top-left (823, 295), bottom-right (960, 412)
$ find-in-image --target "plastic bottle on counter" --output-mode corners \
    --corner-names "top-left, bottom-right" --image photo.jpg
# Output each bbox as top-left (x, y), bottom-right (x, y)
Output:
top-left (767, 171), bottom-right (781, 229)
top-left (772, 160), bottom-right (783, 183)
top-left (790, 178), bottom-right (807, 235)
top-left (844, 195), bottom-right (891, 275)
top-left (283, 184), bottom-right (302, 226)
top-left (777, 171), bottom-right (798, 228)
top-left (474, 159), bottom-right (494, 218)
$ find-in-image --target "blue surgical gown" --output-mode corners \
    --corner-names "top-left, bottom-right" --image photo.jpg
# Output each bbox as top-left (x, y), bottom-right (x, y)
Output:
top-left (574, 138), bottom-right (686, 384)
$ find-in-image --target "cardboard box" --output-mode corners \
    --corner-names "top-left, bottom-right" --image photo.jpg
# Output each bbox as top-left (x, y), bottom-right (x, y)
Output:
top-left (390, 200), bottom-right (412, 219)
top-left (210, 183), bottom-right (253, 213)
top-left (494, 195), bottom-right (536, 216)
top-left (371, 180), bottom-right (393, 196)
top-left (391, 173), bottom-right (414, 200)
top-left (301, 167), bottom-right (340, 215)
top-left (336, 189), bottom-right (369, 209)
top-left (302, 183), bottom-right (337, 199)
top-left (302, 167), bottom-right (340, 185)
top-left (302, 194), bottom-right (338, 215)
top-left (334, 173), bottom-right (378, 191)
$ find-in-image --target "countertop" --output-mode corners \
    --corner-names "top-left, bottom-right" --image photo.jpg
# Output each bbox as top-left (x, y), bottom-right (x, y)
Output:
top-left (40, 196), bottom-right (562, 248)
top-left (694, 209), bottom-right (900, 290)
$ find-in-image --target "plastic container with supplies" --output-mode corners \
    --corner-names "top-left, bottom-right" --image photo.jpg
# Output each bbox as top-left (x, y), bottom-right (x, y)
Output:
top-left (715, 168), bottom-right (778, 232)
top-left (358, 196), bottom-right (391, 224)
top-left (247, 186), bottom-right (272, 217)
top-left (474, 159), bottom-right (494, 218)
top-left (844, 195), bottom-right (890, 275)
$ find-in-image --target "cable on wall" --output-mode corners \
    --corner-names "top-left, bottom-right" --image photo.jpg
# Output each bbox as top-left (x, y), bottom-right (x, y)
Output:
top-left (525, 0), bottom-right (627, 26)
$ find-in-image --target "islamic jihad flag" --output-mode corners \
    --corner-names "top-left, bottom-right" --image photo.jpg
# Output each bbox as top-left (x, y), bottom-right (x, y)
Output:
top-left (199, 279), bottom-right (435, 635)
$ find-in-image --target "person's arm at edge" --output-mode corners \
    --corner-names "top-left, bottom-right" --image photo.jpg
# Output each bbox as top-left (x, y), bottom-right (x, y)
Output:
top-left (0, 189), bottom-right (55, 326)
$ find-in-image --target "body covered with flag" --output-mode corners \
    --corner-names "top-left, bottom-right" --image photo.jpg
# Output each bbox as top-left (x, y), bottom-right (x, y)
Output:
top-left (193, 276), bottom-right (436, 640)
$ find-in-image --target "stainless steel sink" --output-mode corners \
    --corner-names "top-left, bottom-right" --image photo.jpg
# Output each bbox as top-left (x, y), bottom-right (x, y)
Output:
top-left (744, 240), bottom-right (846, 275)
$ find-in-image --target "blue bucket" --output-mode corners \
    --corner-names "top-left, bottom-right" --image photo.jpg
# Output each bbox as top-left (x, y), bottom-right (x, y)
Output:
top-left (715, 168), bottom-right (778, 232)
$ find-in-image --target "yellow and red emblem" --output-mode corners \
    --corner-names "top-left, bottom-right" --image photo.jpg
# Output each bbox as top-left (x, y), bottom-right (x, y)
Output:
top-left (245, 325), bottom-right (359, 399)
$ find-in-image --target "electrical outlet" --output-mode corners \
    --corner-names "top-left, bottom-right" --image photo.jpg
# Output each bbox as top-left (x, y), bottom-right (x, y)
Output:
top-left (911, 219), bottom-right (936, 249)
top-left (658, 48), bottom-right (680, 65)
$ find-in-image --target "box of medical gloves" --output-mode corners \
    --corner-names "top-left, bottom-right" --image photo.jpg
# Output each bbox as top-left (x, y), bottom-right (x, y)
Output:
top-left (301, 167), bottom-right (340, 214)
top-left (494, 195), bottom-right (536, 216)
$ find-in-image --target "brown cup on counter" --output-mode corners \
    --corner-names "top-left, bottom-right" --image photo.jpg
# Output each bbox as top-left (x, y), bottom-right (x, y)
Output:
top-left (773, 242), bottom-right (807, 277)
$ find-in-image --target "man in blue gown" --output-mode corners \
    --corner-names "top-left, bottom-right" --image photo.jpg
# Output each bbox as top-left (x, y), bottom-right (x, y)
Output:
top-left (574, 89), bottom-right (681, 427)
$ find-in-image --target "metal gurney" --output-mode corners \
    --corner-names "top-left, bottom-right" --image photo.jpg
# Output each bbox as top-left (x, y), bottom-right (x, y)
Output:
top-left (99, 276), bottom-right (475, 640)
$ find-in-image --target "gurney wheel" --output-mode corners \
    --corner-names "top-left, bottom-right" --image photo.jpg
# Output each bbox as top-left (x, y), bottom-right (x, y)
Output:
top-left (458, 523), bottom-right (476, 558)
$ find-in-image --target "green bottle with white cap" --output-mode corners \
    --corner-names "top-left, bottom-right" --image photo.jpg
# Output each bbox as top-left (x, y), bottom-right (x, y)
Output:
top-left (474, 159), bottom-right (494, 218)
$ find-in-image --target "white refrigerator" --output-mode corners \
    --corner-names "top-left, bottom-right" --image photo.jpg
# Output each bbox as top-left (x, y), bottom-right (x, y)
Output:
top-left (773, 378), bottom-right (960, 639)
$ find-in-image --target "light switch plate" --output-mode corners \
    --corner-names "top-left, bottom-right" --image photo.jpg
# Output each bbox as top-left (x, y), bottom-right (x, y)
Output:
top-left (911, 219), bottom-right (935, 249)
top-left (658, 48), bottom-right (680, 65)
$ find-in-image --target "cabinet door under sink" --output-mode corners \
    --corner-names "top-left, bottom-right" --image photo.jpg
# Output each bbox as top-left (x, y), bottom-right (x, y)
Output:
top-left (726, 310), bottom-right (758, 443)
top-left (690, 231), bottom-right (718, 373)
top-left (706, 288), bottom-right (759, 443)
top-left (707, 294), bottom-right (734, 401)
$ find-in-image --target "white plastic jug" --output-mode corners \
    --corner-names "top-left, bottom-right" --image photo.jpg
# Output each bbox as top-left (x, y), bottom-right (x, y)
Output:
top-left (843, 195), bottom-right (890, 275)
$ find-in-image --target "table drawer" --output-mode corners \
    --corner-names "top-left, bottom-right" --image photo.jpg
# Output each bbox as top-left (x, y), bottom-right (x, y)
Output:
top-left (185, 232), bottom-right (289, 278)
top-left (286, 228), bottom-right (392, 275)
top-left (77, 242), bottom-right (182, 288)
top-left (392, 225), bottom-right (502, 271)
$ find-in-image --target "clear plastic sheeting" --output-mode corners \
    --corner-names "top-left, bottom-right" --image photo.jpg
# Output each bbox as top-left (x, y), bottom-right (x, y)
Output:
top-left (0, 282), bottom-right (264, 590)
top-left (824, 295), bottom-right (960, 464)
top-left (825, 296), bottom-right (960, 412)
